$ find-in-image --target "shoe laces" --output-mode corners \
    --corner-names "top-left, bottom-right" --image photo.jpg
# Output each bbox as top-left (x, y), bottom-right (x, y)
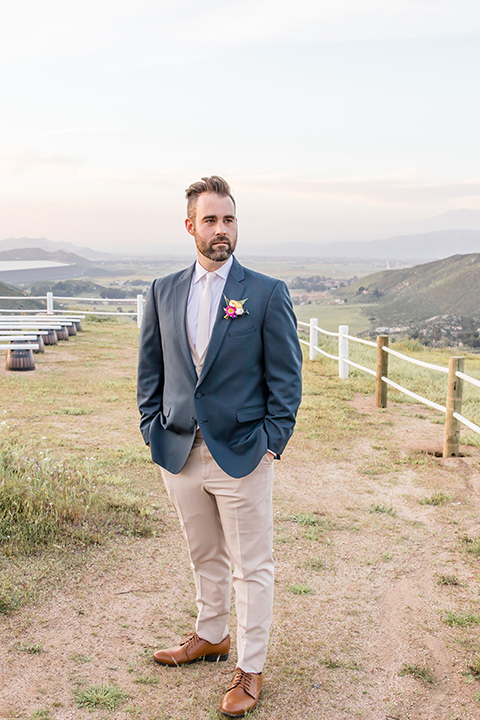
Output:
top-left (181, 632), bottom-right (201, 651)
top-left (227, 668), bottom-right (258, 697)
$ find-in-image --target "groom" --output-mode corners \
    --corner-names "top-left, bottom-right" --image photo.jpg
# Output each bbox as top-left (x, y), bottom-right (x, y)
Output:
top-left (137, 176), bottom-right (302, 717)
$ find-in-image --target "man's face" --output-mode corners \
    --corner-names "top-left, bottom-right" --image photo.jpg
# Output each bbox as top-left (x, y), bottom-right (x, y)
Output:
top-left (185, 192), bottom-right (237, 264)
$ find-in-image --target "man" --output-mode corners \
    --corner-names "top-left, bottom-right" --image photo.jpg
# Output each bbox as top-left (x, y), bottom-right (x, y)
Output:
top-left (137, 176), bottom-right (302, 717)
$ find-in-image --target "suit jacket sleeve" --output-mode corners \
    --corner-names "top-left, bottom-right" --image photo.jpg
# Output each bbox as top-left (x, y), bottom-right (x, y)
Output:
top-left (137, 280), bottom-right (164, 445)
top-left (262, 280), bottom-right (303, 455)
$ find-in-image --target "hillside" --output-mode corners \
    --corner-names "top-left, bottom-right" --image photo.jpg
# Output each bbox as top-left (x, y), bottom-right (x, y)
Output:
top-left (338, 253), bottom-right (480, 323)
top-left (0, 281), bottom-right (44, 310)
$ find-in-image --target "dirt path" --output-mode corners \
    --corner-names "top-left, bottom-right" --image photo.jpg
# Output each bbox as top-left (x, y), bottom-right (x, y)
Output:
top-left (1, 334), bottom-right (480, 719)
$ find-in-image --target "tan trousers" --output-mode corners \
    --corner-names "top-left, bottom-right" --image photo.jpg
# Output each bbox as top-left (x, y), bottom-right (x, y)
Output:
top-left (160, 432), bottom-right (275, 673)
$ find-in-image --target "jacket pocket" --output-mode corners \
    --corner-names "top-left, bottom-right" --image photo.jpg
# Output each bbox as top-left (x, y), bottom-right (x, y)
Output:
top-left (236, 405), bottom-right (266, 423)
top-left (228, 326), bottom-right (257, 337)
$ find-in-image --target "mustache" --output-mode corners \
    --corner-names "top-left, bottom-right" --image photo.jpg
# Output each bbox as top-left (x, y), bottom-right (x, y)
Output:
top-left (211, 236), bottom-right (230, 244)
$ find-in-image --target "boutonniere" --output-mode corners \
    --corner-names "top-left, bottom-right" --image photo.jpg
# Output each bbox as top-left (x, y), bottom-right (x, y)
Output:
top-left (223, 295), bottom-right (249, 319)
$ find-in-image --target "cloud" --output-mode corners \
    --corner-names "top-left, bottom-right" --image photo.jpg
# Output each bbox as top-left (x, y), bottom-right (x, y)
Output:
top-left (233, 171), bottom-right (480, 208)
top-left (2, 0), bottom-right (480, 68)
top-left (1, 148), bottom-right (83, 174)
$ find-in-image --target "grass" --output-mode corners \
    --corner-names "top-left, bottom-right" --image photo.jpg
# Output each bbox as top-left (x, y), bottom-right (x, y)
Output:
top-left (15, 640), bottom-right (43, 654)
top-left (398, 662), bottom-right (435, 684)
top-left (288, 512), bottom-right (320, 526)
top-left (369, 504), bottom-right (396, 516)
top-left (288, 584), bottom-right (313, 595)
top-left (468, 656), bottom-right (480, 679)
top-left (437, 574), bottom-right (460, 586)
top-left (442, 611), bottom-right (480, 627)
top-left (0, 433), bottom-right (155, 558)
top-left (419, 492), bottom-right (454, 506)
top-left (73, 683), bottom-right (127, 709)
top-left (460, 536), bottom-right (480, 557)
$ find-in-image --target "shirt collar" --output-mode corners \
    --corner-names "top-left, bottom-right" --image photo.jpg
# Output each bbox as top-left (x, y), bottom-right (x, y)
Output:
top-left (192, 255), bottom-right (233, 284)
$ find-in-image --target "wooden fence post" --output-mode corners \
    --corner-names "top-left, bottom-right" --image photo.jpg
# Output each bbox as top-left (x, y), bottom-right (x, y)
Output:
top-left (46, 292), bottom-right (54, 314)
top-left (376, 335), bottom-right (389, 408)
top-left (338, 325), bottom-right (349, 379)
top-left (309, 318), bottom-right (318, 360)
top-left (137, 294), bottom-right (144, 328)
top-left (443, 356), bottom-right (465, 457)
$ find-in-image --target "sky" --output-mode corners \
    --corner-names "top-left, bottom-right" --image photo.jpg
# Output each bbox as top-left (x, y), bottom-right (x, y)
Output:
top-left (1, 0), bottom-right (480, 254)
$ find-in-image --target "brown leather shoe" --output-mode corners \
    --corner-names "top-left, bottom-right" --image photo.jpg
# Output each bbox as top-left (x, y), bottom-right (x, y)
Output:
top-left (152, 632), bottom-right (230, 666)
top-left (220, 668), bottom-right (263, 717)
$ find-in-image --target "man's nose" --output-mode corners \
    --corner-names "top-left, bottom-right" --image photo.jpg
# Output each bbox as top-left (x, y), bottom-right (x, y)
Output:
top-left (215, 222), bottom-right (227, 235)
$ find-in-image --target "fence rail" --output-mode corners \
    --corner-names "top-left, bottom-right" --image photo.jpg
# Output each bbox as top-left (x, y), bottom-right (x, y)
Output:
top-left (0, 291), bottom-right (145, 327)
top-left (299, 319), bottom-right (480, 458)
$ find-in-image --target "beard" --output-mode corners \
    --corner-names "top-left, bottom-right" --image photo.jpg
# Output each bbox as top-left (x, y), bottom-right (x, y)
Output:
top-left (195, 233), bottom-right (237, 262)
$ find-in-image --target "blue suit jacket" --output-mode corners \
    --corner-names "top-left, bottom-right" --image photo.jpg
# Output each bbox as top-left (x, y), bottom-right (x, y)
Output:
top-left (137, 256), bottom-right (302, 478)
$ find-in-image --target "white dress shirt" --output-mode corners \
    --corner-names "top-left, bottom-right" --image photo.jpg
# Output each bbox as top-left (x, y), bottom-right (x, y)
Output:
top-left (187, 256), bottom-right (233, 348)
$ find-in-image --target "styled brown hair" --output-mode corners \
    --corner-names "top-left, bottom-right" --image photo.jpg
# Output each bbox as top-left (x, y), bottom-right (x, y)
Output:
top-left (185, 176), bottom-right (236, 224)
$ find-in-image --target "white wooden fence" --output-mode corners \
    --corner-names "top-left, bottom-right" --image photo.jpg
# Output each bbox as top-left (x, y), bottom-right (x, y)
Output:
top-left (299, 318), bottom-right (480, 458)
top-left (0, 291), bottom-right (145, 327)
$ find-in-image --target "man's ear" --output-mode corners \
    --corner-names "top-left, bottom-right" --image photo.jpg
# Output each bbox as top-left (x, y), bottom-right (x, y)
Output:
top-left (185, 218), bottom-right (195, 237)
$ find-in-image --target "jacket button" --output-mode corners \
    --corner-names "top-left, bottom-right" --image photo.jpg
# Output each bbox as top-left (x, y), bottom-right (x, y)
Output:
top-left (195, 392), bottom-right (202, 399)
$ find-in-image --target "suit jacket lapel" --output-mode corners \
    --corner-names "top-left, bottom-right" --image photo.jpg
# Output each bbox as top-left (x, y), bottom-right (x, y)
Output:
top-left (198, 256), bottom-right (246, 384)
top-left (173, 263), bottom-right (197, 382)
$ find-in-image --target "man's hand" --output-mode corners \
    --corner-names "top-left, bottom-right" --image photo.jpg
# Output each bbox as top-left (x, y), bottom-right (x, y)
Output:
top-left (265, 450), bottom-right (275, 462)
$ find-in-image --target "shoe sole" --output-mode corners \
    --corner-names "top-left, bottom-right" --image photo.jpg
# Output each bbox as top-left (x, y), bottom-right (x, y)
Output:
top-left (153, 652), bottom-right (229, 666)
top-left (220, 705), bottom-right (257, 718)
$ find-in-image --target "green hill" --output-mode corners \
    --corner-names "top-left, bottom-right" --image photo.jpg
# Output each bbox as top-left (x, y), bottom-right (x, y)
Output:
top-left (0, 281), bottom-right (44, 310)
top-left (338, 253), bottom-right (480, 323)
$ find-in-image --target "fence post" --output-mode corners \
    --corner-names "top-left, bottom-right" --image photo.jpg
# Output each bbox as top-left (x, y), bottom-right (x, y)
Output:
top-left (46, 292), bottom-right (54, 314)
top-left (137, 294), bottom-right (144, 328)
top-left (338, 325), bottom-right (349, 379)
top-left (376, 335), bottom-right (389, 408)
top-left (443, 356), bottom-right (465, 457)
top-left (309, 318), bottom-right (318, 360)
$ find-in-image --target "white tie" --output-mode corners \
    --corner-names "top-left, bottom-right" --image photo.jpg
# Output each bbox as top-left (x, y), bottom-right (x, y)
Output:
top-left (196, 272), bottom-right (214, 357)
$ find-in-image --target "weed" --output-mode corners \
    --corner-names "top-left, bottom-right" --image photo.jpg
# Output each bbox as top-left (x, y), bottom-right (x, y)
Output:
top-left (419, 492), bottom-right (454, 506)
top-left (73, 683), bottom-right (127, 710)
top-left (437, 574), bottom-right (460, 586)
top-left (55, 407), bottom-right (93, 416)
top-left (320, 657), bottom-right (359, 671)
top-left (69, 653), bottom-right (92, 663)
top-left (289, 512), bottom-right (320, 526)
top-left (460, 536), bottom-right (480, 557)
top-left (302, 528), bottom-right (322, 542)
top-left (399, 662), bottom-right (435, 683)
top-left (369, 504), bottom-right (396, 516)
top-left (442, 611), bottom-right (480, 627)
top-left (321, 657), bottom-right (342, 669)
top-left (468, 655), bottom-right (480, 679)
top-left (133, 676), bottom-right (159, 685)
top-left (288, 584), bottom-right (313, 595)
top-left (30, 711), bottom-right (52, 720)
top-left (15, 641), bottom-right (43, 654)
top-left (306, 558), bottom-right (326, 572)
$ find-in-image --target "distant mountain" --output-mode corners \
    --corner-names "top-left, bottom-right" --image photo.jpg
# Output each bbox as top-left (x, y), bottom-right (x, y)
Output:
top-left (0, 247), bottom-right (93, 267)
top-left (272, 229), bottom-right (480, 261)
top-left (407, 209), bottom-right (480, 233)
top-left (0, 237), bottom-right (112, 261)
top-left (338, 253), bottom-right (480, 323)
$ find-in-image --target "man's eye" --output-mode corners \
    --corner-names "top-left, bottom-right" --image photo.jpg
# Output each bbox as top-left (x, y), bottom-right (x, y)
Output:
top-left (225, 218), bottom-right (234, 223)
